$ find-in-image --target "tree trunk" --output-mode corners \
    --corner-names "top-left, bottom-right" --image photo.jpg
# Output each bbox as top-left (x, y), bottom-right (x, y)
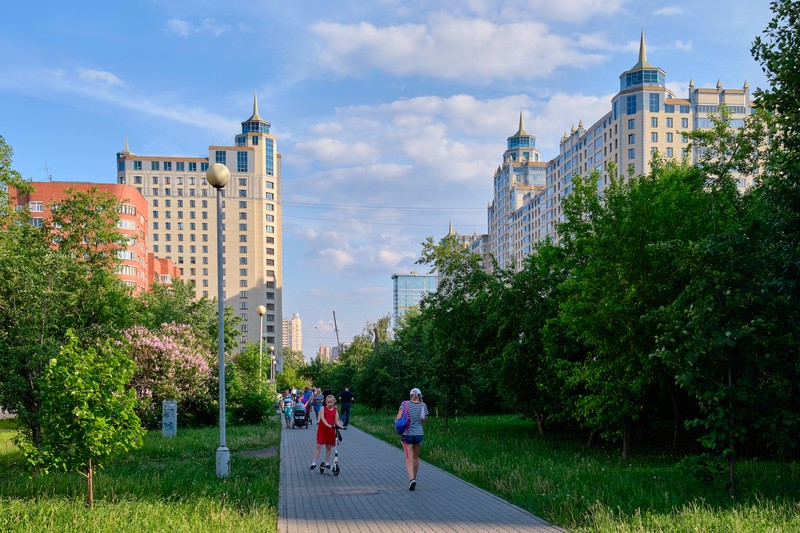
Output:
top-left (586, 429), bottom-right (598, 448)
top-left (87, 458), bottom-right (94, 508)
top-left (622, 417), bottom-right (632, 460)
top-left (534, 410), bottom-right (545, 435)
top-left (671, 391), bottom-right (680, 455)
top-left (727, 365), bottom-right (736, 499)
top-left (444, 391), bottom-right (449, 430)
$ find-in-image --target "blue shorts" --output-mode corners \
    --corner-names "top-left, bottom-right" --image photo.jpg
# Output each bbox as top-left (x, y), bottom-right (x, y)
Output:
top-left (403, 434), bottom-right (423, 445)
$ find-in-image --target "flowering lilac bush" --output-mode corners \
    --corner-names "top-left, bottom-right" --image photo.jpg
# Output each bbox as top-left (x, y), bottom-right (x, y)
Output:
top-left (123, 323), bottom-right (214, 428)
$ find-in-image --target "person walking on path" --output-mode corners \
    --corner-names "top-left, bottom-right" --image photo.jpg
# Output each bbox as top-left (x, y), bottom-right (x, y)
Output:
top-left (311, 387), bottom-right (324, 424)
top-left (338, 384), bottom-right (354, 428)
top-left (397, 387), bottom-right (429, 491)
top-left (281, 390), bottom-right (293, 429)
top-left (309, 395), bottom-right (342, 471)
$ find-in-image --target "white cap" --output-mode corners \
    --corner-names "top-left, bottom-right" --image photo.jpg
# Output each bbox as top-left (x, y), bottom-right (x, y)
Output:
top-left (410, 388), bottom-right (422, 397)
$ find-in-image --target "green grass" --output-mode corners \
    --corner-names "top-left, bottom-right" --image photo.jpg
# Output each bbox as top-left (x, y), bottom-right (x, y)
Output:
top-left (0, 417), bottom-right (281, 532)
top-left (350, 405), bottom-right (800, 532)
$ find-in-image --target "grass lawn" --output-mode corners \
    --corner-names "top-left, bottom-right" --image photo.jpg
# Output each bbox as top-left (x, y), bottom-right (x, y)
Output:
top-left (0, 416), bottom-right (281, 532)
top-left (350, 405), bottom-right (800, 532)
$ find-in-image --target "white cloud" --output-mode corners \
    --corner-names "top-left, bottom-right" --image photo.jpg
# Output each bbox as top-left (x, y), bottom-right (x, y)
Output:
top-left (78, 69), bottom-right (124, 86)
top-left (449, 0), bottom-right (627, 23)
top-left (310, 15), bottom-right (608, 82)
top-left (165, 17), bottom-right (231, 37)
top-left (654, 6), bottom-right (684, 16)
top-left (0, 67), bottom-right (239, 136)
top-left (166, 19), bottom-right (193, 37)
top-left (293, 138), bottom-right (380, 166)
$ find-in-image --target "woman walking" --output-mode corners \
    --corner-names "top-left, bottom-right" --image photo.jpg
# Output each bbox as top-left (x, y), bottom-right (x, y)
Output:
top-left (397, 387), bottom-right (429, 491)
top-left (309, 395), bottom-right (342, 471)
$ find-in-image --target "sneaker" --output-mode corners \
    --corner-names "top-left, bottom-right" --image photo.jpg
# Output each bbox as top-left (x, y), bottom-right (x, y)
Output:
top-left (409, 479), bottom-right (416, 491)
top-left (309, 463), bottom-right (317, 470)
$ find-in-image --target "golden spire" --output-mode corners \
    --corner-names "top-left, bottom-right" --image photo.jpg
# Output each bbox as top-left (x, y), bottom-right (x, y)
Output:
top-left (247, 91), bottom-right (263, 122)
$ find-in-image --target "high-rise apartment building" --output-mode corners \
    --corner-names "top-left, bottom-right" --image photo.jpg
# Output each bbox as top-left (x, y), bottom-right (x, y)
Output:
top-left (116, 95), bottom-right (284, 365)
top-left (392, 271), bottom-right (438, 324)
top-left (469, 32), bottom-right (755, 272)
top-left (282, 313), bottom-right (303, 354)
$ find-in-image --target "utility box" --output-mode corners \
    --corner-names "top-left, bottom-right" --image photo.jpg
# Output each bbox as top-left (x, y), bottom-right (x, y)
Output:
top-left (162, 400), bottom-right (177, 437)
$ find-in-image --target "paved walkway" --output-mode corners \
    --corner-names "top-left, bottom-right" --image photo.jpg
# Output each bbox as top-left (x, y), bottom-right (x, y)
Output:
top-left (278, 421), bottom-right (566, 533)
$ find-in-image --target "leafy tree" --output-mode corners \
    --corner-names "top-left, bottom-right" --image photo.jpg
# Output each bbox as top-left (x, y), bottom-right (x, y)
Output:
top-left (498, 241), bottom-right (570, 434)
top-left (123, 323), bottom-right (213, 428)
top-left (0, 134), bottom-right (33, 220)
top-left (417, 234), bottom-right (493, 427)
top-left (15, 331), bottom-right (144, 507)
top-left (227, 342), bottom-right (276, 425)
top-left (555, 163), bottom-right (722, 458)
top-left (0, 180), bottom-right (134, 445)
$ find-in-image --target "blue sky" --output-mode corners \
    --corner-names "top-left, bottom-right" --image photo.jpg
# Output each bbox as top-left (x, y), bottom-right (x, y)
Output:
top-left (0, 0), bottom-right (773, 352)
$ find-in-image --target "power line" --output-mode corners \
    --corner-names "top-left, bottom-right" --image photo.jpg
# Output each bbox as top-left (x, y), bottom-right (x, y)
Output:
top-left (283, 201), bottom-right (484, 213)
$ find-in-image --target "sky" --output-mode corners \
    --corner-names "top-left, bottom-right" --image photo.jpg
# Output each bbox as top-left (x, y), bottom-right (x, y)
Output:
top-left (0, 0), bottom-right (774, 353)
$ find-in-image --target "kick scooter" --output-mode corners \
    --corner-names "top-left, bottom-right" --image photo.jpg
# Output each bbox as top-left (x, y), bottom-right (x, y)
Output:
top-left (319, 426), bottom-right (343, 476)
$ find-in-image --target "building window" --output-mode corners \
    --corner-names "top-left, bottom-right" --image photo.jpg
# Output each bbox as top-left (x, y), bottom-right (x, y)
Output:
top-left (215, 151), bottom-right (226, 165)
top-left (237, 151), bottom-right (248, 172)
top-left (666, 132), bottom-right (673, 142)
top-left (151, 161), bottom-right (160, 171)
top-left (134, 161), bottom-right (142, 170)
top-left (239, 223), bottom-right (247, 231)
top-left (627, 119), bottom-right (635, 129)
top-left (239, 235), bottom-right (247, 242)
top-left (651, 117), bottom-right (658, 127)
top-left (628, 149), bottom-right (635, 159)
top-left (666, 117), bottom-right (673, 128)
top-left (201, 162), bottom-right (209, 172)
top-left (239, 257), bottom-right (247, 265)
top-left (626, 95), bottom-right (636, 115)
top-left (651, 132), bottom-right (658, 142)
top-left (164, 162), bottom-right (172, 171)
top-left (666, 147), bottom-right (674, 157)
top-left (238, 190), bottom-right (247, 197)
top-left (628, 134), bottom-right (635, 144)
top-left (681, 118), bottom-right (689, 129)
top-left (649, 93), bottom-right (660, 112)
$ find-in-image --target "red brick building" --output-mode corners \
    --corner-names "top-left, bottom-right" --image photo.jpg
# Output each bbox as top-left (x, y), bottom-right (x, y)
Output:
top-left (14, 182), bottom-right (177, 293)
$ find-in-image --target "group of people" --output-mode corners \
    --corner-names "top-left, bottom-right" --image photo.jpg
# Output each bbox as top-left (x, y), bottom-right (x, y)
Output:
top-left (280, 384), bottom-right (429, 491)
top-left (280, 385), bottom-right (354, 429)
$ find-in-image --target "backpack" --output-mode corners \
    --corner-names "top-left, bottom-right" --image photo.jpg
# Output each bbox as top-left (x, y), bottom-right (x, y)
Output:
top-left (394, 401), bottom-right (410, 435)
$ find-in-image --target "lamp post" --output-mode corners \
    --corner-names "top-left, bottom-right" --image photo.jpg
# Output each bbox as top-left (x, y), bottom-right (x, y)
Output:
top-left (256, 305), bottom-right (266, 393)
top-left (269, 345), bottom-right (276, 382)
top-left (206, 162), bottom-right (230, 478)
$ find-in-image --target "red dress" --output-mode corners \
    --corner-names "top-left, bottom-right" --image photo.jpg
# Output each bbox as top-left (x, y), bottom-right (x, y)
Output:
top-left (316, 406), bottom-right (337, 446)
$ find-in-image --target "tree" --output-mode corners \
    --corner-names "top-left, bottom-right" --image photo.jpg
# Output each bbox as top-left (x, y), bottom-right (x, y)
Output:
top-left (417, 234), bottom-right (494, 428)
top-left (0, 184), bottom-right (135, 445)
top-left (15, 331), bottom-right (144, 507)
top-left (123, 323), bottom-right (213, 428)
top-left (555, 163), bottom-right (724, 459)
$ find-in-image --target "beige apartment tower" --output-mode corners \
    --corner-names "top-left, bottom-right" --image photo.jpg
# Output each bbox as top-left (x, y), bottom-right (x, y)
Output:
top-left (116, 95), bottom-right (284, 368)
top-left (282, 313), bottom-right (303, 355)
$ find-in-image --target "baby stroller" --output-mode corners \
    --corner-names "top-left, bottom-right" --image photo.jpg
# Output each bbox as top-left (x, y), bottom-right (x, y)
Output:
top-left (293, 403), bottom-right (309, 429)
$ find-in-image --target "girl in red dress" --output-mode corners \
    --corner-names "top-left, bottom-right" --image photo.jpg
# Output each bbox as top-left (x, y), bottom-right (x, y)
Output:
top-left (309, 395), bottom-right (342, 470)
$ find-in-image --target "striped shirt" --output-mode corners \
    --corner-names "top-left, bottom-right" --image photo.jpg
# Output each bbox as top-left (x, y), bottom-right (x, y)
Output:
top-left (399, 400), bottom-right (429, 436)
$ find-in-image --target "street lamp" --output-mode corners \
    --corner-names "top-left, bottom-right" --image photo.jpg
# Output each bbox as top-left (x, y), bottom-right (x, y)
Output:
top-left (206, 162), bottom-right (230, 478)
top-left (269, 345), bottom-right (276, 382)
top-left (256, 305), bottom-right (266, 393)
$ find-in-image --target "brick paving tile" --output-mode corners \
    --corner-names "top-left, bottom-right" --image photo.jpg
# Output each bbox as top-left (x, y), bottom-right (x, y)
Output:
top-left (278, 422), bottom-right (567, 533)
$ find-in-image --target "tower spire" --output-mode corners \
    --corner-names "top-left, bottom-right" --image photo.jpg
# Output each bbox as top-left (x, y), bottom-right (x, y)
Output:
top-left (631, 30), bottom-right (654, 70)
top-left (248, 91), bottom-right (263, 122)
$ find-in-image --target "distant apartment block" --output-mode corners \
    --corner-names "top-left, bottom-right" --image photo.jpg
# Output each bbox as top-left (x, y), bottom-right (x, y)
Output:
top-left (13, 182), bottom-right (176, 293)
top-left (116, 95), bottom-right (284, 363)
top-left (457, 32), bottom-right (755, 272)
top-left (392, 271), bottom-right (438, 324)
top-left (282, 313), bottom-right (303, 354)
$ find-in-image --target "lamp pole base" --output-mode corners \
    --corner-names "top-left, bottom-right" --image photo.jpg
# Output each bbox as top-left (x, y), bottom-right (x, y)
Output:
top-left (216, 446), bottom-right (230, 477)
